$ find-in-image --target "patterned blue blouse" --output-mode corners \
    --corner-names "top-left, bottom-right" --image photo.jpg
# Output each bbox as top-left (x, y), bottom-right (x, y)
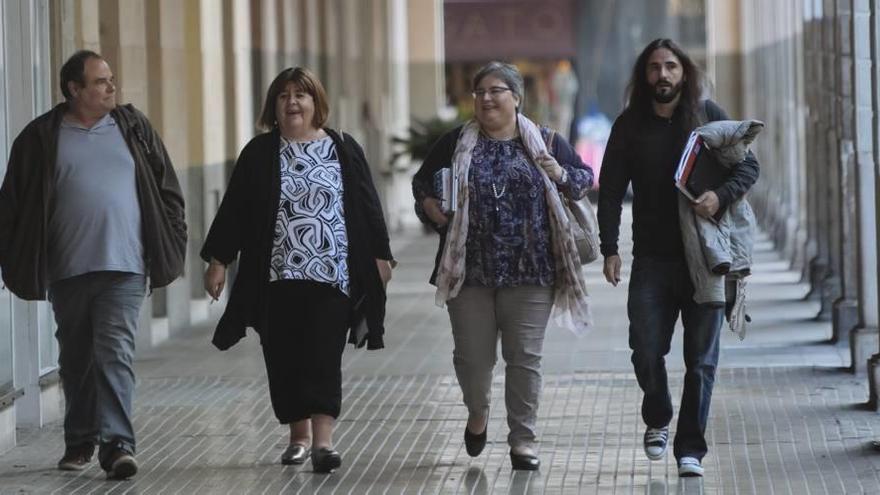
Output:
top-left (270, 136), bottom-right (350, 295)
top-left (463, 134), bottom-right (592, 288)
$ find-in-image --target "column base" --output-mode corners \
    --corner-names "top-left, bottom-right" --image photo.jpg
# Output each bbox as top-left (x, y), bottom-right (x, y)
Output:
top-left (811, 271), bottom-right (841, 322)
top-left (831, 298), bottom-right (859, 344)
top-left (804, 256), bottom-right (824, 300)
top-left (850, 326), bottom-right (879, 375)
top-left (0, 402), bottom-right (15, 455)
top-left (38, 380), bottom-right (63, 426)
top-left (136, 301), bottom-right (168, 350)
top-left (868, 353), bottom-right (880, 410)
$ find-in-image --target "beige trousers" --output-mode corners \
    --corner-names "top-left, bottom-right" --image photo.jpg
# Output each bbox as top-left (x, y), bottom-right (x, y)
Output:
top-left (447, 285), bottom-right (553, 448)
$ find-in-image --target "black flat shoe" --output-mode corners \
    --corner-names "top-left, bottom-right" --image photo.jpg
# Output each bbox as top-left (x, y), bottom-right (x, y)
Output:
top-left (509, 451), bottom-right (540, 471)
top-left (464, 426), bottom-right (487, 457)
top-left (311, 447), bottom-right (342, 473)
top-left (281, 443), bottom-right (310, 465)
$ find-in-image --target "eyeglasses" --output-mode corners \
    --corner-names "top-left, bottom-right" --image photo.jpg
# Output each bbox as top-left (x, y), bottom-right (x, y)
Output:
top-left (472, 86), bottom-right (512, 99)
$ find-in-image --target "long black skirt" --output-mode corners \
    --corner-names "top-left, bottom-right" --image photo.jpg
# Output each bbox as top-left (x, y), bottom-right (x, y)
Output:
top-left (262, 279), bottom-right (350, 423)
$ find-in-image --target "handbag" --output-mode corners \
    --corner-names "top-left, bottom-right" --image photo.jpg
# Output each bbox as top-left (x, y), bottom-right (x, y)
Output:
top-left (544, 129), bottom-right (600, 265)
top-left (564, 194), bottom-right (600, 264)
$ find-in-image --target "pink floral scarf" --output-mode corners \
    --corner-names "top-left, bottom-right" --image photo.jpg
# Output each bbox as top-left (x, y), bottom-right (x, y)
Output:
top-left (434, 114), bottom-right (593, 334)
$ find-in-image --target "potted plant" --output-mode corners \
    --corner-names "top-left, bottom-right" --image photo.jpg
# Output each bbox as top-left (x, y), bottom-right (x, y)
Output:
top-left (389, 115), bottom-right (461, 171)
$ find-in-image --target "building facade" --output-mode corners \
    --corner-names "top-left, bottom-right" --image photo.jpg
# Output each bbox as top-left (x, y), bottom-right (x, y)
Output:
top-left (0, 0), bottom-right (446, 453)
top-left (706, 0), bottom-right (880, 403)
top-left (4, 0), bottom-right (880, 456)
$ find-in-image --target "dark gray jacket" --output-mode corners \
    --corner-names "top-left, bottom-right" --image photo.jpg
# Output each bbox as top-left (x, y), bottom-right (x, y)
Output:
top-left (680, 119), bottom-right (763, 304)
top-left (0, 102), bottom-right (187, 300)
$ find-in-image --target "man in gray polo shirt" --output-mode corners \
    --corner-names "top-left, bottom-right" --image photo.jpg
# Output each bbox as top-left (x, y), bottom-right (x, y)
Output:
top-left (0, 51), bottom-right (187, 480)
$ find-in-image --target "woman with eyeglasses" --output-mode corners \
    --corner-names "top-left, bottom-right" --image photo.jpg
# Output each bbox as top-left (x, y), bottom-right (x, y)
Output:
top-left (411, 61), bottom-right (593, 470)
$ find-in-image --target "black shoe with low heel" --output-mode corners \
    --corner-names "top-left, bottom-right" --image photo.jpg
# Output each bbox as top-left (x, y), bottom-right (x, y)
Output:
top-left (464, 426), bottom-right (487, 457)
top-left (281, 443), bottom-right (310, 465)
top-left (311, 448), bottom-right (342, 473)
top-left (509, 451), bottom-right (540, 471)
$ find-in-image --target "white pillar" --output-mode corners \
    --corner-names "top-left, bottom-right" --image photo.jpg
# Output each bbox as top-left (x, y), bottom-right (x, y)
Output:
top-left (407, 0), bottom-right (446, 121)
top-left (229, 0), bottom-right (254, 155)
top-left (385, 0), bottom-right (416, 230)
top-left (850, 0), bottom-right (878, 373)
top-left (258, 0), bottom-right (279, 88)
top-left (280, 0), bottom-right (300, 69)
top-left (867, 0), bottom-right (880, 399)
top-left (303, 0), bottom-right (321, 72)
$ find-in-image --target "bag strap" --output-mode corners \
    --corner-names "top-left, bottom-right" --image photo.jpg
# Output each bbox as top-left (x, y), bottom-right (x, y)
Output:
top-left (543, 127), bottom-right (557, 152)
top-left (541, 127), bottom-right (571, 203)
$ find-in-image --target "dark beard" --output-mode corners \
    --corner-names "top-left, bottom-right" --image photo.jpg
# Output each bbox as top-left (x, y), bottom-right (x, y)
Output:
top-left (652, 80), bottom-right (683, 104)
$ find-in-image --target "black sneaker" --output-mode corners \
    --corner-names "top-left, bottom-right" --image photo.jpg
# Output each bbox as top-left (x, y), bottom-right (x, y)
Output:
top-left (643, 426), bottom-right (669, 460)
top-left (104, 449), bottom-right (138, 480)
top-left (58, 443), bottom-right (95, 471)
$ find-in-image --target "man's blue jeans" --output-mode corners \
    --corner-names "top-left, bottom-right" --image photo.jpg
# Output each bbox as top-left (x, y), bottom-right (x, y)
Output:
top-left (627, 256), bottom-right (722, 461)
top-left (49, 271), bottom-right (145, 468)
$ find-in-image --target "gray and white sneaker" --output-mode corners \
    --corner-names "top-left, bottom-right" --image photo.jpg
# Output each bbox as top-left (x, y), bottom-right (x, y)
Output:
top-left (677, 456), bottom-right (704, 477)
top-left (643, 426), bottom-right (669, 460)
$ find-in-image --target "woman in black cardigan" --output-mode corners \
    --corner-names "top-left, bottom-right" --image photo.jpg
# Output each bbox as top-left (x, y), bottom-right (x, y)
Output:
top-left (201, 67), bottom-right (394, 473)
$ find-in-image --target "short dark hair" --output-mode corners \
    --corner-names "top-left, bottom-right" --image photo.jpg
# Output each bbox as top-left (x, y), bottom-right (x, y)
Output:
top-left (257, 67), bottom-right (330, 131)
top-left (60, 50), bottom-right (103, 100)
top-left (472, 61), bottom-right (525, 111)
top-left (625, 38), bottom-right (704, 130)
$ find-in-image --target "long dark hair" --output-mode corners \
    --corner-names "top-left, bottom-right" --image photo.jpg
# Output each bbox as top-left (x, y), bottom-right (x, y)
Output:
top-left (624, 38), bottom-right (704, 130)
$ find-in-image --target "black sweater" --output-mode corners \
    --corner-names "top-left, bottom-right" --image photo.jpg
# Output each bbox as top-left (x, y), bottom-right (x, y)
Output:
top-left (597, 100), bottom-right (760, 259)
top-left (201, 128), bottom-right (393, 351)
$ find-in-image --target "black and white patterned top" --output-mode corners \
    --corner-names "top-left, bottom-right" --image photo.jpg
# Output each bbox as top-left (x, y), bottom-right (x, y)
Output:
top-left (270, 135), bottom-right (350, 295)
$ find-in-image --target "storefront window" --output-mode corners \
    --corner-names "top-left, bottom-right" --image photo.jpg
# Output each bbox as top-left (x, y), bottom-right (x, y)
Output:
top-left (0, 292), bottom-right (12, 394)
top-left (31, 0), bottom-right (49, 114)
top-left (0, 0), bottom-right (13, 394)
top-left (0, 0), bottom-right (56, 392)
top-left (38, 304), bottom-right (56, 374)
top-left (31, 0), bottom-right (57, 375)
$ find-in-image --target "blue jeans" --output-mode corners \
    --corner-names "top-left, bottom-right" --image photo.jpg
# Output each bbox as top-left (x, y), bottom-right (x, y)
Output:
top-left (49, 271), bottom-right (145, 468)
top-left (627, 256), bottom-right (722, 461)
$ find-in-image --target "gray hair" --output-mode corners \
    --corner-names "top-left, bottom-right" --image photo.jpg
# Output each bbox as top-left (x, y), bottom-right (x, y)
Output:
top-left (472, 61), bottom-right (524, 110)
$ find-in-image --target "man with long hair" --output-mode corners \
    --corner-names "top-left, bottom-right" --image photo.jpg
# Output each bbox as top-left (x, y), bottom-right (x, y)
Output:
top-left (597, 39), bottom-right (759, 477)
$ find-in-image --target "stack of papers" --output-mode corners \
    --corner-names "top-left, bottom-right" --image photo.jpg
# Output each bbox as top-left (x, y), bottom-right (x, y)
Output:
top-left (674, 131), bottom-right (729, 204)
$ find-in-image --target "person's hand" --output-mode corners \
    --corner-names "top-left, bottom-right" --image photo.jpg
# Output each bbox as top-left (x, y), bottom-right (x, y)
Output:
top-left (603, 255), bottom-right (622, 286)
top-left (693, 190), bottom-right (720, 218)
top-left (422, 197), bottom-right (449, 227)
top-left (204, 261), bottom-right (226, 301)
top-left (537, 152), bottom-right (565, 183)
top-left (376, 259), bottom-right (393, 288)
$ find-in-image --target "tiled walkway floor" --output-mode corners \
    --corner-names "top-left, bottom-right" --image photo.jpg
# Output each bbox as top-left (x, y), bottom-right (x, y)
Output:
top-left (2, 207), bottom-right (877, 494)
